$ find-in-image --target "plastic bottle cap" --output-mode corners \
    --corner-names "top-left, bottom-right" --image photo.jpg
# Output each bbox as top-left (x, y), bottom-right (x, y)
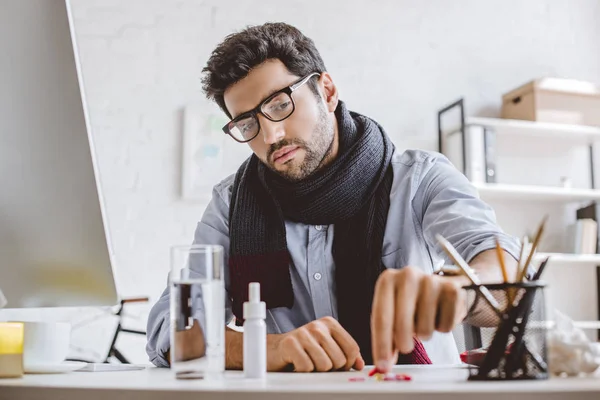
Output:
top-left (243, 282), bottom-right (266, 320)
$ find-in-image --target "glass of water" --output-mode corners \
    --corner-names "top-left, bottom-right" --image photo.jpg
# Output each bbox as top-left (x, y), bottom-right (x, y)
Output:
top-left (169, 244), bottom-right (225, 379)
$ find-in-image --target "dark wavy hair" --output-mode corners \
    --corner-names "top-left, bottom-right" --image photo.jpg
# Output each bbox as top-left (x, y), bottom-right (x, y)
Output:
top-left (201, 22), bottom-right (327, 118)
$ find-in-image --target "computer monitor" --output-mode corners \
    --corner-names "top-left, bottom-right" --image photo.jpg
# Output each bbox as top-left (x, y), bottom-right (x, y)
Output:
top-left (0, 0), bottom-right (118, 308)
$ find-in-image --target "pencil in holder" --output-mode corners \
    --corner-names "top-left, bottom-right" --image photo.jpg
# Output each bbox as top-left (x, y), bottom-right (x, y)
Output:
top-left (462, 282), bottom-right (548, 381)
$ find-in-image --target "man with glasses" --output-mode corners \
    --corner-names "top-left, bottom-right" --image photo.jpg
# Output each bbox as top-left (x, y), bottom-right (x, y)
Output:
top-left (147, 22), bottom-right (520, 373)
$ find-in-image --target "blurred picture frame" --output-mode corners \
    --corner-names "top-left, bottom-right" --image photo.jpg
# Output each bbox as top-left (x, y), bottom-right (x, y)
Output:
top-left (181, 102), bottom-right (251, 202)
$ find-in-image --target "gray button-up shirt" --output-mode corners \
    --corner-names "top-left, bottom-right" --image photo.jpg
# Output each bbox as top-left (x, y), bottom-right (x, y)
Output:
top-left (146, 149), bottom-right (520, 367)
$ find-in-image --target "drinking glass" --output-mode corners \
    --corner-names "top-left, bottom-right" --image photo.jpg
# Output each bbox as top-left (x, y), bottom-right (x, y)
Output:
top-left (169, 244), bottom-right (225, 379)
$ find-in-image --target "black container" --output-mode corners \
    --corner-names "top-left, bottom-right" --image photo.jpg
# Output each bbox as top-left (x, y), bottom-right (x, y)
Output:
top-left (462, 282), bottom-right (548, 381)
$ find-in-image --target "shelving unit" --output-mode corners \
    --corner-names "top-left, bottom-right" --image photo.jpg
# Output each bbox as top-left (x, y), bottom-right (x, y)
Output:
top-left (438, 99), bottom-right (598, 191)
top-left (438, 98), bottom-right (600, 340)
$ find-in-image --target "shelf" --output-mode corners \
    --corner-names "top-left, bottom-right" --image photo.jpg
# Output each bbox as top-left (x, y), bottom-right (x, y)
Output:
top-left (473, 182), bottom-right (600, 202)
top-left (465, 117), bottom-right (600, 145)
top-left (535, 252), bottom-right (600, 266)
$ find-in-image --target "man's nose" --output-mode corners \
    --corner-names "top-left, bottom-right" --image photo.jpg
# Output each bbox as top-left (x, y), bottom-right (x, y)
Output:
top-left (258, 114), bottom-right (285, 145)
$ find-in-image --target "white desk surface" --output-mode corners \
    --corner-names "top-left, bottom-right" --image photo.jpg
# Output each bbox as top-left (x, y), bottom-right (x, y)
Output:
top-left (1, 365), bottom-right (599, 400)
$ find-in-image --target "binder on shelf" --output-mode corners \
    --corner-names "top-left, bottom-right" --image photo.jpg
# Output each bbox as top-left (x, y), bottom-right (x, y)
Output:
top-left (568, 218), bottom-right (598, 254)
top-left (576, 201), bottom-right (600, 253)
top-left (444, 125), bottom-right (490, 184)
top-left (483, 128), bottom-right (497, 183)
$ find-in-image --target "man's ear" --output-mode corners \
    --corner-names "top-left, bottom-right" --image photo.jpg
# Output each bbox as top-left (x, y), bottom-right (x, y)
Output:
top-left (318, 72), bottom-right (339, 113)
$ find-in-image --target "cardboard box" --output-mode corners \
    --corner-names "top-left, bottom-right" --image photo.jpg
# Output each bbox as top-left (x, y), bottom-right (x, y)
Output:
top-left (501, 78), bottom-right (600, 126)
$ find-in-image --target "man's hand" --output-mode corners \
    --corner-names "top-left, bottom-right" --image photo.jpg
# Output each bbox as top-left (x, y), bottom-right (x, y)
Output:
top-left (268, 316), bottom-right (365, 372)
top-left (371, 266), bottom-right (468, 372)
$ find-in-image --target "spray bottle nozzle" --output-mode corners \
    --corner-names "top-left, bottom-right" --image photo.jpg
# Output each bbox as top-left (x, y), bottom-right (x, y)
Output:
top-left (249, 282), bottom-right (261, 303)
top-left (244, 282), bottom-right (266, 320)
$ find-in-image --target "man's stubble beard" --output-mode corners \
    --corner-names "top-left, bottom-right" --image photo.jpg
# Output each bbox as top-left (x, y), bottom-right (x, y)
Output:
top-left (267, 104), bottom-right (335, 182)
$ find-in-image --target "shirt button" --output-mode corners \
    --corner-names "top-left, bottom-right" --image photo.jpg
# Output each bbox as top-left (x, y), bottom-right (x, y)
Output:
top-left (313, 272), bottom-right (322, 281)
top-left (315, 225), bottom-right (325, 231)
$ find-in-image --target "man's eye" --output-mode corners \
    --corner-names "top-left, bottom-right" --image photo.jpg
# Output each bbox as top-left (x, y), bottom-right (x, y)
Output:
top-left (240, 120), bottom-right (256, 133)
top-left (268, 101), bottom-right (290, 114)
top-left (277, 101), bottom-right (291, 111)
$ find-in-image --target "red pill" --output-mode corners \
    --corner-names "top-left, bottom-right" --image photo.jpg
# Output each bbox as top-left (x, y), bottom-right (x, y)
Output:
top-left (349, 377), bottom-right (366, 382)
top-left (395, 373), bottom-right (412, 381)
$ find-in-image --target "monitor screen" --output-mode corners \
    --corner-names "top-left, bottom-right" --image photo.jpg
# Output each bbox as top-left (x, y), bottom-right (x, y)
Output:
top-left (0, 0), bottom-right (118, 308)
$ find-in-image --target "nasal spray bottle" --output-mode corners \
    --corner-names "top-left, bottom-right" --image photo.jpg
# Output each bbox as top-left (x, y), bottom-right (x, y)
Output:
top-left (243, 282), bottom-right (266, 379)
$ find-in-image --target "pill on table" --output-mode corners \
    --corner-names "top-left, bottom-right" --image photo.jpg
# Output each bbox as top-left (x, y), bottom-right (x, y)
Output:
top-left (348, 377), bottom-right (366, 382)
top-left (395, 373), bottom-right (412, 381)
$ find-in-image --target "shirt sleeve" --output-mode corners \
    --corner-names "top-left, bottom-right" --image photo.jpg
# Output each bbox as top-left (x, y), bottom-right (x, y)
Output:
top-left (413, 153), bottom-right (521, 266)
top-left (145, 179), bottom-right (233, 367)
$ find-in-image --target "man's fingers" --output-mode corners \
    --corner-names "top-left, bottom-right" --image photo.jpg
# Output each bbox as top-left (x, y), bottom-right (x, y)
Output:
top-left (393, 268), bottom-right (419, 355)
top-left (283, 337), bottom-right (314, 372)
top-left (324, 317), bottom-right (361, 370)
top-left (415, 276), bottom-right (439, 340)
top-left (299, 329), bottom-right (333, 372)
top-left (371, 269), bottom-right (397, 370)
top-left (278, 318), bottom-right (364, 373)
top-left (308, 319), bottom-right (347, 370)
top-left (352, 354), bottom-right (366, 371)
top-left (316, 331), bottom-right (347, 370)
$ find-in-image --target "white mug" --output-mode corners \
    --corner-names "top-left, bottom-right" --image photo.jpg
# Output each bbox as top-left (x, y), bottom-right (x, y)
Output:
top-left (21, 321), bottom-right (71, 368)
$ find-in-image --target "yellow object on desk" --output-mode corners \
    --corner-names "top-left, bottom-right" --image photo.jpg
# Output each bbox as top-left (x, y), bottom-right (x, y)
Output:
top-left (0, 322), bottom-right (24, 378)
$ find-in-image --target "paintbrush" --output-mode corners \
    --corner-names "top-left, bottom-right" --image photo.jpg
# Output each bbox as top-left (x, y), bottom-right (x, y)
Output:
top-left (518, 215), bottom-right (548, 282)
top-left (436, 234), bottom-right (502, 314)
top-left (532, 256), bottom-right (550, 281)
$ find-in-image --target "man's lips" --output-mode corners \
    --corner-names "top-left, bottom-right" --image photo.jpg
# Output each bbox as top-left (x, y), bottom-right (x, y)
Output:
top-left (272, 146), bottom-right (300, 165)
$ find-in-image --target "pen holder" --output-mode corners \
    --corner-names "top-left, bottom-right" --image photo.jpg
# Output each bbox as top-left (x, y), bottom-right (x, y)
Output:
top-left (462, 282), bottom-right (548, 381)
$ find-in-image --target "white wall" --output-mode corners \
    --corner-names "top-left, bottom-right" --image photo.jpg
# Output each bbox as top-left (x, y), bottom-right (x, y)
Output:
top-left (6, 0), bottom-right (600, 363)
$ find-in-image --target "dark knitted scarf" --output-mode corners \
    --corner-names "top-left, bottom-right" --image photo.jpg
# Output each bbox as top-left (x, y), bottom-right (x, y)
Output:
top-left (228, 101), bottom-right (430, 365)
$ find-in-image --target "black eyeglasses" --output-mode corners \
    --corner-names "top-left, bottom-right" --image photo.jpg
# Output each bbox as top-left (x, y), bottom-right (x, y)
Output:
top-left (222, 72), bottom-right (320, 143)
